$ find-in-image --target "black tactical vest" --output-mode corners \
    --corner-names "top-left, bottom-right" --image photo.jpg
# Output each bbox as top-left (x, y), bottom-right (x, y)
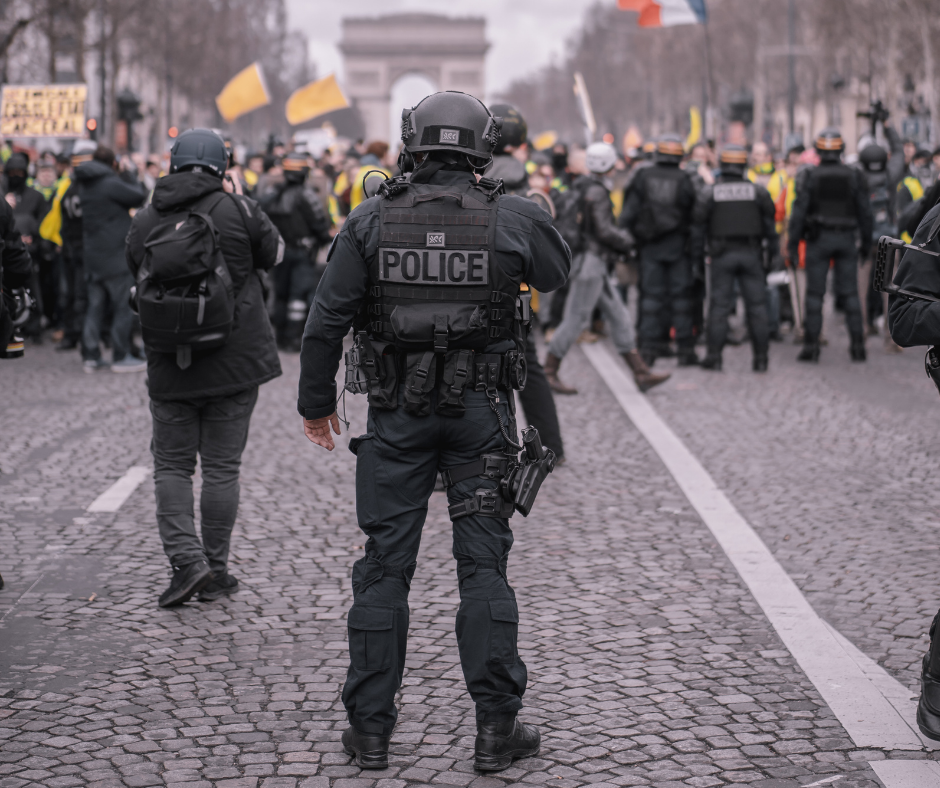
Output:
top-left (636, 165), bottom-right (687, 241)
top-left (810, 164), bottom-right (857, 228)
top-left (261, 184), bottom-right (310, 247)
top-left (366, 180), bottom-right (520, 353)
top-left (709, 181), bottom-right (762, 238)
top-left (867, 170), bottom-right (893, 238)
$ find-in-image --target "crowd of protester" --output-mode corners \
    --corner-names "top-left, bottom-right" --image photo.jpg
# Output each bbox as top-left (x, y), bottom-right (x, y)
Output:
top-left (5, 118), bottom-right (940, 372)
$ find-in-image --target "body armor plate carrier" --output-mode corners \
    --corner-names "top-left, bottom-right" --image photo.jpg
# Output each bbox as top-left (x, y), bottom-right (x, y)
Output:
top-left (709, 181), bottom-right (762, 239)
top-left (810, 165), bottom-right (857, 230)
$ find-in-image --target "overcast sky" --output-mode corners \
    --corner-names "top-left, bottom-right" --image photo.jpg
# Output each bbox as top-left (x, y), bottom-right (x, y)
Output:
top-left (286, 0), bottom-right (602, 99)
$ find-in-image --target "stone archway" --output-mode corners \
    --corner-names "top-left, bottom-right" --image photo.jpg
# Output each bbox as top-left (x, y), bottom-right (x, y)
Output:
top-left (339, 13), bottom-right (489, 144)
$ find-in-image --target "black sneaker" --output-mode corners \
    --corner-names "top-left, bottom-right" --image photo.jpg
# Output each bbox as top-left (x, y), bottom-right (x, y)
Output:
top-left (474, 713), bottom-right (540, 772)
top-left (158, 560), bottom-right (213, 608)
top-left (342, 726), bottom-right (390, 769)
top-left (198, 572), bottom-right (239, 602)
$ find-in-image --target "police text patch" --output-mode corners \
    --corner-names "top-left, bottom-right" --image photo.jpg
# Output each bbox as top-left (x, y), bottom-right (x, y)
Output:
top-left (714, 182), bottom-right (756, 202)
top-left (439, 129), bottom-right (460, 144)
top-left (378, 248), bottom-right (488, 285)
top-left (426, 233), bottom-right (445, 247)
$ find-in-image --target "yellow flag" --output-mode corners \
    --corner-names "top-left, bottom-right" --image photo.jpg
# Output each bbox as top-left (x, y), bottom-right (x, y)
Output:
top-left (531, 131), bottom-right (558, 151)
top-left (286, 74), bottom-right (349, 127)
top-left (215, 63), bottom-right (270, 123)
top-left (685, 106), bottom-right (702, 150)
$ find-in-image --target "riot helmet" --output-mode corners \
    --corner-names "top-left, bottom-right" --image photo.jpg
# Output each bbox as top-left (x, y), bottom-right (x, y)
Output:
top-left (70, 139), bottom-right (97, 167)
top-left (858, 143), bottom-right (888, 173)
top-left (489, 103), bottom-right (527, 154)
top-left (399, 90), bottom-right (502, 172)
top-left (814, 128), bottom-right (845, 162)
top-left (718, 145), bottom-right (749, 178)
top-left (585, 141), bottom-right (618, 174)
top-left (641, 140), bottom-right (657, 160)
top-left (282, 152), bottom-right (311, 184)
top-left (656, 134), bottom-right (684, 165)
top-left (170, 128), bottom-right (228, 178)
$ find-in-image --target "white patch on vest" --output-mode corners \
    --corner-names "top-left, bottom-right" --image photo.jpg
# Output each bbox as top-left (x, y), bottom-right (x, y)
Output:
top-left (714, 182), bottom-right (756, 202)
top-left (426, 233), bottom-right (445, 247)
top-left (378, 248), bottom-right (488, 285)
top-left (439, 129), bottom-right (460, 144)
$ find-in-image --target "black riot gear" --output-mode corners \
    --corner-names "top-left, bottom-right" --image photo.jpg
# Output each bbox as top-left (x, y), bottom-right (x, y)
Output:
top-left (859, 143), bottom-right (888, 173)
top-left (282, 152), bottom-right (311, 185)
top-left (489, 103), bottom-right (527, 153)
top-left (814, 127), bottom-right (845, 163)
top-left (655, 133), bottom-right (685, 164)
top-left (718, 144), bottom-right (749, 179)
top-left (170, 128), bottom-right (228, 178)
top-left (709, 181), bottom-right (763, 239)
top-left (400, 91), bottom-right (502, 169)
top-left (810, 166), bottom-right (859, 229)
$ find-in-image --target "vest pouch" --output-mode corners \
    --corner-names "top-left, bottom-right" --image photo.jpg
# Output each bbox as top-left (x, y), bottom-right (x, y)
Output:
top-left (436, 349), bottom-right (473, 417)
top-left (403, 351), bottom-right (438, 416)
top-left (367, 346), bottom-right (400, 412)
top-left (388, 303), bottom-right (487, 351)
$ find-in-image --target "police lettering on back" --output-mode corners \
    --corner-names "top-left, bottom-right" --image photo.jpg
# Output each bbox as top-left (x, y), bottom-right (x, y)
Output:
top-left (379, 244), bottom-right (489, 286)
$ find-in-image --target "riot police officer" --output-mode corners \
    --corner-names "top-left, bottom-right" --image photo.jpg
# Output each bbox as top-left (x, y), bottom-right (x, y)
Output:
top-left (788, 128), bottom-right (873, 362)
top-left (297, 91), bottom-right (569, 772)
top-left (260, 153), bottom-right (332, 351)
top-left (487, 103), bottom-right (529, 196)
top-left (691, 146), bottom-right (779, 372)
top-left (886, 202), bottom-right (940, 740)
top-left (621, 134), bottom-right (699, 366)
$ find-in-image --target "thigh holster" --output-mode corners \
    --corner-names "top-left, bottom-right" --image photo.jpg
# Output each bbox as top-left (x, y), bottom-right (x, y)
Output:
top-left (443, 453), bottom-right (515, 520)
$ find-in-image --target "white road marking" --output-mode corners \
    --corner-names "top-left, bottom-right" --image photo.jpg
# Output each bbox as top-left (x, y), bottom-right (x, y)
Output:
top-left (804, 776), bottom-right (844, 787)
top-left (870, 761), bottom-right (940, 786)
top-left (86, 465), bottom-right (150, 513)
top-left (580, 342), bottom-right (935, 757)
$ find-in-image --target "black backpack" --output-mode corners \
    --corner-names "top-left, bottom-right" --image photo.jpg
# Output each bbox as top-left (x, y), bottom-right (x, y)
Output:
top-left (552, 181), bottom-right (587, 255)
top-left (135, 192), bottom-right (248, 369)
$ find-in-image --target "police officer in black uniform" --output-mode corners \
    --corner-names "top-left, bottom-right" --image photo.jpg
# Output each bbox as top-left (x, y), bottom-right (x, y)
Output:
top-left (691, 145), bottom-right (779, 371)
top-left (621, 133), bottom-right (699, 366)
top-left (788, 128), bottom-right (873, 362)
top-left (297, 91), bottom-right (569, 773)
top-left (260, 153), bottom-right (332, 351)
top-left (487, 103), bottom-right (529, 196)
top-left (886, 202), bottom-right (940, 741)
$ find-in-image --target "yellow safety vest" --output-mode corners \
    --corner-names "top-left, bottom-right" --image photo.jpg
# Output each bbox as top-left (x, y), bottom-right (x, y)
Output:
top-left (899, 176), bottom-right (925, 242)
top-left (38, 176), bottom-right (71, 247)
top-left (350, 165), bottom-right (392, 211)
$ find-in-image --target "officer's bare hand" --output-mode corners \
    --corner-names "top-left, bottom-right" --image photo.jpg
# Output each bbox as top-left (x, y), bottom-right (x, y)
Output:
top-left (303, 413), bottom-right (341, 451)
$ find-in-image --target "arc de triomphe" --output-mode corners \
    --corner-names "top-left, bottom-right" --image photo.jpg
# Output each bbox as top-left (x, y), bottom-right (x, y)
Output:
top-left (339, 14), bottom-right (489, 144)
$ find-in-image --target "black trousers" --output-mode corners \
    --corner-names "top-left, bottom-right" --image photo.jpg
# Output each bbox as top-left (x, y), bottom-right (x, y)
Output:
top-left (638, 233), bottom-right (695, 349)
top-left (60, 246), bottom-right (87, 342)
top-left (706, 248), bottom-right (769, 357)
top-left (272, 246), bottom-right (321, 342)
top-left (518, 333), bottom-right (564, 459)
top-left (804, 229), bottom-right (863, 343)
top-left (344, 388), bottom-right (527, 736)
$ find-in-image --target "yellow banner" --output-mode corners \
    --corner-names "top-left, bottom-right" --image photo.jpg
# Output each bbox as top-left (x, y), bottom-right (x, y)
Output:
top-left (215, 63), bottom-right (270, 123)
top-left (0, 84), bottom-right (87, 138)
top-left (286, 74), bottom-right (349, 126)
top-left (685, 106), bottom-right (702, 150)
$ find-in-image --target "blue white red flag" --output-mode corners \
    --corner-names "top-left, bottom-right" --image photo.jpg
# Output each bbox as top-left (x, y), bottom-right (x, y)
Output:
top-left (617, 0), bottom-right (707, 27)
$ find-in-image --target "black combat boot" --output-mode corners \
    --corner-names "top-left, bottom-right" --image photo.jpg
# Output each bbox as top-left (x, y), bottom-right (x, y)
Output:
top-left (850, 334), bottom-right (867, 362)
top-left (158, 560), bottom-right (213, 608)
top-left (474, 712), bottom-right (540, 772)
top-left (342, 726), bottom-right (390, 769)
top-left (919, 611), bottom-right (940, 740)
top-left (752, 354), bottom-right (769, 372)
top-left (700, 351), bottom-right (722, 371)
top-left (797, 342), bottom-right (820, 363)
top-left (677, 345), bottom-right (700, 366)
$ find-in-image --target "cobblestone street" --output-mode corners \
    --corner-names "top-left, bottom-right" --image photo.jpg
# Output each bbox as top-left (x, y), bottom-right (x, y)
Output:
top-left (4, 321), bottom-right (940, 788)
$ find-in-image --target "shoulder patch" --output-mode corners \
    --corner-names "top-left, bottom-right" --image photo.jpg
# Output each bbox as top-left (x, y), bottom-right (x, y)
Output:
top-left (497, 194), bottom-right (552, 222)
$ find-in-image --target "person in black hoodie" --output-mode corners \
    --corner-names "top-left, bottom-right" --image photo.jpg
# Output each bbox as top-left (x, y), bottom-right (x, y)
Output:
top-left (126, 128), bottom-right (284, 608)
top-left (74, 146), bottom-right (148, 371)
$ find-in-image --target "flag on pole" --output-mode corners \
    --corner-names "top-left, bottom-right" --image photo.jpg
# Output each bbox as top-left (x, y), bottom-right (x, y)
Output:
top-left (215, 63), bottom-right (270, 123)
top-left (286, 74), bottom-right (349, 126)
top-left (685, 106), bottom-right (702, 149)
top-left (573, 72), bottom-right (596, 145)
top-left (617, 0), bottom-right (707, 27)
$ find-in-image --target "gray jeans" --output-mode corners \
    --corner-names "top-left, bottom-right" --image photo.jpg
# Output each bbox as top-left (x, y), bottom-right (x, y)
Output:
top-left (150, 387), bottom-right (258, 572)
top-left (548, 251), bottom-right (636, 359)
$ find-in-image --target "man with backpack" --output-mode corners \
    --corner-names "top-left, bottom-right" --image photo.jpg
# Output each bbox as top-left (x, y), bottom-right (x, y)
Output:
top-left (125, 128), bottom-right (284, 608)
top-left (544, 142), bottom-right (669, 395)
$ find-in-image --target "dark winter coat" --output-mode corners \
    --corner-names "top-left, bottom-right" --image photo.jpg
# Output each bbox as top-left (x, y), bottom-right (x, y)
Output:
top-left (73, 160), bottom-right (147, 280)
top-left (126, 171), bottom-right (285, 401)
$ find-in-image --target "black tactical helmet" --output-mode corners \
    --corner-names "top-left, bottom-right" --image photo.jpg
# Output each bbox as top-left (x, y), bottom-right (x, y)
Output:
top-left (401, 91), bottom-right (502, 168)
top-left (814, 127), bottom-right (844, 162)
top-left (719, 144), bottom-right (749, 177)
top-left (282, 152), bottom-right (311, 184)
top-left (859, 143), bottom-right (888, 172)
top-left (656, 133), bottom-right (685, 164)
top-left (488, 103), bottom-right (527, 154)
top-left (170, 128), bottom-right (228, 178)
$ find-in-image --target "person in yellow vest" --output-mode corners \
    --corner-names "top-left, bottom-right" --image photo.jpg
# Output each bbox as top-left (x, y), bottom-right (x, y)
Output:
top-left (243, 152), bottom-right (263, 194)
top-left (349, 141), bottom-right (392, 211)
top-left (897, 153), bottom-right (929, 243)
